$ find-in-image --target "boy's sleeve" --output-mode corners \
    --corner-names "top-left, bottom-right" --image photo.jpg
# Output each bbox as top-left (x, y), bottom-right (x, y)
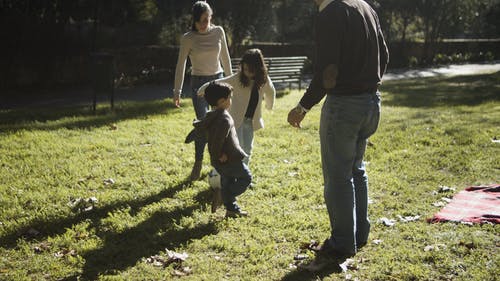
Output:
top-left (211, 117), bottom-right (230, 160)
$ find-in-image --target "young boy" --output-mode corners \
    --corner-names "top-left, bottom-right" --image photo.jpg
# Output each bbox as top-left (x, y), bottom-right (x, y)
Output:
top-left (188, 81), bottom-right (252, 218)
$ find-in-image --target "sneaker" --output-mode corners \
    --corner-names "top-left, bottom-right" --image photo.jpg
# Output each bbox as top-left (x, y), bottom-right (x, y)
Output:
top-left (190, 160), bottom-right (202, 181)
top-left (211, 188), bottom-right (222, 213)
top-left (225, 209), bottom-right (248, 218)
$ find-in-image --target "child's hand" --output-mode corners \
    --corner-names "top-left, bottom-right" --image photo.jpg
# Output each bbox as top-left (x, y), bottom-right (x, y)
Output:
top-left (219, 153), bottom-right (228, 163)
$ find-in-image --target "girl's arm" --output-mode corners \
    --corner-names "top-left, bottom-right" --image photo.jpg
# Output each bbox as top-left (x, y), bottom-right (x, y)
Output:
top-left (219, 27), bottom-right (232, 77)
top-left (263, 75), bottom-right (276, 110)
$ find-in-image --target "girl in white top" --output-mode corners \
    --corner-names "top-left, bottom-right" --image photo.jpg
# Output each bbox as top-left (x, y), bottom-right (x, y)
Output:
top-left (174, 1), bottom-right (232, 181)
top-left (199, 49), bottom-right (276, 165)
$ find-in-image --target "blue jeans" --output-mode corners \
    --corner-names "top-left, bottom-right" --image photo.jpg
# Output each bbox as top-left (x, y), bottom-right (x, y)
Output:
top-left (236, 118), bottom-right (254, 165)
top-left (214, 161), bottom-right (252, 211)
top-left (320, 92), bottom-right (381, 255)
top-left (191, 73), bottom-right (223, 161)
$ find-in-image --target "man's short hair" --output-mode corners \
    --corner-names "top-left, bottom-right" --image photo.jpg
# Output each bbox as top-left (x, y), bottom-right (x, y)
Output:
top-left (204, 81), bottom-right (233, 106)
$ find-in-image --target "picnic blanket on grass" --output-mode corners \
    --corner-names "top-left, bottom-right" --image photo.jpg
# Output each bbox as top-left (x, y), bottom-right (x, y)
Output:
top-left (428, 184), bottom-right (500, 224)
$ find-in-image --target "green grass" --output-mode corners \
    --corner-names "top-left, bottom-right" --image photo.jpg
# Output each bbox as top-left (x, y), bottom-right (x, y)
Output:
top-left (1, 72), bottom-right (499, 280)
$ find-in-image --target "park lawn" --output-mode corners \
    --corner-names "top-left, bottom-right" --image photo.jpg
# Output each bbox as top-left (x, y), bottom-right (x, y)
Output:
top-left (0, 72), bottom-right (499, 281)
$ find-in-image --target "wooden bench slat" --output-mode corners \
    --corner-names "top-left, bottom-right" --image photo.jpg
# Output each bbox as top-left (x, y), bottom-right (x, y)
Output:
top-left (230, 56), bottom-right (307, 90)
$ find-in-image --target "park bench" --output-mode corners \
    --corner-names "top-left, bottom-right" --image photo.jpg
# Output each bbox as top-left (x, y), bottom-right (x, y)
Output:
top-left (231, 56), bottom-right (308, 90)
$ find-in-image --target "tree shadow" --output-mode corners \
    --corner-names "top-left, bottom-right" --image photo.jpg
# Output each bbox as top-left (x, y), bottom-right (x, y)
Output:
top-left (380, 71), bottom-right (500, 108)
top-left (0, 178), bottom-right (203, 249)
top-left (77, 189), bottom-right (216, 280)
top-left (0, 99), bottom-right (180, 133)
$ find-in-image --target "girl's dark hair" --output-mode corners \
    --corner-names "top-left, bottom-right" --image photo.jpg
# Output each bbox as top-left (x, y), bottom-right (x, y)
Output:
top-left (191, 1), bottom-right (213, 31)
top-left (239, 48), bottom-right (268, 89)
top-left (205, 81), bottom-right (233, 106)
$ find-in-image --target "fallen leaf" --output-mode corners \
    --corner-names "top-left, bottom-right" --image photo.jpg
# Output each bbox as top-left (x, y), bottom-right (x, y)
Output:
top-left (438, 186), bottom-right (456, 193)
top-left (293, 254), bottom-right (309, 261)
top-left (441, 197), bottom-right (452, 203)
top-left (339, 258), bottom-right (358, 272)
top-left (432, 202), bottom-right (446, 207)
top-left (397, 215), bottom-right (421, 223)
top-left (33, 242), bottom-right (52, 253)
top-left (378, 217), bottom-right (396, 227)
top-left (166, 249), bottom-right (188, 262)
top-left (68, 197), bottom-right (98, 213)
top-left (424, 244), bottom-right (446, 252)
top-left (372, 239), bottom-right (383, 245)
top-left (55, 249), bottom-right (76, 258)
top-left (299, 240), bottom-right (319, 250)
top-left (103, 178), bottom-right (115, 185)
top-left (109, 124), bottom-right (118, 130)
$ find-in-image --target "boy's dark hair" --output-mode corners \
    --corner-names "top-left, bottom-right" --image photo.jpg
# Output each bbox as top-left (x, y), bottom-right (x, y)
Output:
top-left (205, 81), bottom-right (233, 106)
top-left (191, 1), bottom-right (213, 31)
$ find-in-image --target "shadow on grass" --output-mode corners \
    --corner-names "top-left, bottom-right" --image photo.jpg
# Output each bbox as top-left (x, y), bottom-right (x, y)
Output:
top-left (380, 71), bottom-right (500, 108)
top-left (77, 192), bottom-right (216, 280)
top-left (281, 264), bottom-right (343, 281)
top-left (0, 178), bottom-right (205, 249)
top-left (0, 99), bottom-right (180, 133)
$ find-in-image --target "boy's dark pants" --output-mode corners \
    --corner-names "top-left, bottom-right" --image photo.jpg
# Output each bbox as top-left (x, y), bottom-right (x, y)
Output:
top-left (214, 161), bottom-right (252, 211)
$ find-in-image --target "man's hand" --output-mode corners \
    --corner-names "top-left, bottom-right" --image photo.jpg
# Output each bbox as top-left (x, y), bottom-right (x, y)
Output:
top-left (219, 153), bottom-right (228, 163)
top-left (287, 105), bottom-right (306, 128)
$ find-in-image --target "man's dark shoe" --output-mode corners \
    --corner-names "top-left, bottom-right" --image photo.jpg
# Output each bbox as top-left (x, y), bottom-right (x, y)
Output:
top-left (310, 239), bottom-right (354, 259)
top-left (225, 209), bottom-right (248, 218)
top-left (211, 187), bottom-right (222, 213)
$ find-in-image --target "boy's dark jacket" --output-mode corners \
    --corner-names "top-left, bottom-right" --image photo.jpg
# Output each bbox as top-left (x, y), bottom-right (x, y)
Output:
top-left (185, 109), bottom-right (247, 166)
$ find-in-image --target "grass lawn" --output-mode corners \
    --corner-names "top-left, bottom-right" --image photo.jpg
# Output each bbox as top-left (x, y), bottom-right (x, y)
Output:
top-left (0, 72), bottom-right (499, 280)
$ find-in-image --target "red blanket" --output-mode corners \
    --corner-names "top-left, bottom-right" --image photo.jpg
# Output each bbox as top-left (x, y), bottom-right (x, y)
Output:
top-left (428, 184), bottom-right (500, 224)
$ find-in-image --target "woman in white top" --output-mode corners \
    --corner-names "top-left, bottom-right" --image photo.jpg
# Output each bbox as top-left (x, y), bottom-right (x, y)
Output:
top-left (174, 1), bottom-right (232, 181)
top-left (199, 49), bottom-right (275, 165)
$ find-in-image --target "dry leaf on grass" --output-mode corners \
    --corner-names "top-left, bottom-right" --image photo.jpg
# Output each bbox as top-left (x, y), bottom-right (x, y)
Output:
top-left (293, 254), bottom-right (309, 261)
top-left (424, 244), bottom-right (447, 252)
top-left (397, 215), bottom-right (421, 223)
top-left (103, 178), bottom-right (115, 185)
top-left (378, 217), bottom-right (396, 227)
top-left (172, 267), bottom-right (192, 277)
top-left (68, 197), bottom-right (98, 213)
top-left (438, 186), bottom-right (456, 193)
top-left (54, 249), bottom-right (77, 258)
top-left (299, 240), bottom-right (319, 250)
top-left (145, 249), bottom-right (189, 268)
top-left (33, 241), bottom-right (52, 253)
top-left (339, 258), bottom-right (358, 272)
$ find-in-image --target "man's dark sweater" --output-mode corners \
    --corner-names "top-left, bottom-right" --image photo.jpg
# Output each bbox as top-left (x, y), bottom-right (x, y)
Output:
top-left (193, 108), bottom-right (247, 166)
top-left (300, 0), bottom-right (389, 110)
